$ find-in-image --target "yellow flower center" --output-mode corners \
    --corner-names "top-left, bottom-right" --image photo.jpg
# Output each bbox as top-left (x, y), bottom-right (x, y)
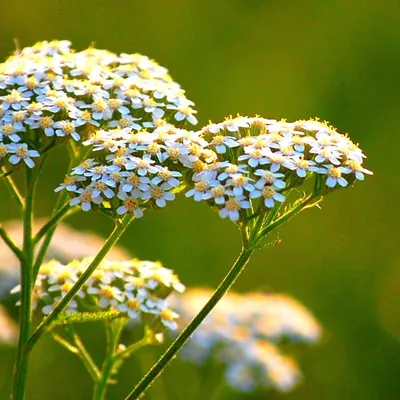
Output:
top-left (225, 198), bottom-right (240, 211)
top-left (99, 286), bottom-right (115, 299)
top-left (329, 167), bottom-right (341, 178)
top-left (151, 187), bottom-right (164, 199)
top-left (92, 99), bottom-right (108, 112)
top-left (126, 298), bottom-right (140, 311)
top-left (16, 146), bottom-right (29, 158)
top-left (60, 121), bottom-right (74, 134)
top-left (13, 112), bottom-right (25, 122)
top-left (147, 142), bottom-right (161, 154)
top-left (225, 165), bottom-right (239, 174)
top-left (2, 124), bottom-right (15, 135)
top-left (0, 145), bottom-right (7, 157)
top-left (167, 147), bottom-right (180, 160)
top-left (158, 168), bottom-right (172, 180)
top-left (232, 175), bottom-right (246, 187)
top-left (194, 180), bottom-right (209, 192)
top-left (192, 160), bottom-right (205, 172)
top-left (211, 185), bottom-right (225, 197)
top-left (109, 98), bottom-right (123, 109)
top-left (81, 191), bottom-right (93, 202)
top-left (160, 309), bottom-right (176, 321)
top-left (262, 186), bottom-right (275, 199)
top-left (212, 135), bottom-right (224, 146)
top-left (39, 116), bottom-right (54, 129)
top-left (124, 198), bottom-right (139, 212)
top-left (296, 159), bottom-right (309, 169)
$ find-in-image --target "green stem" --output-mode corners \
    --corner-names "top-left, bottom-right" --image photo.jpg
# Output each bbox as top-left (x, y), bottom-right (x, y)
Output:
top-left (123, 246), bottom-right (254, 400)
top-left (11, 169), bottom-right (37, 400)
top-left (25, 216), bottom-right (133, 355)
top-left (92, 321), bottom-right (124, 400)
top-left (0, 223), bottom-right (24, 261)
top-left (1, 167), bottom-right (25, 211)
top-left (31, 192), bottom-right (69, 280)
top-left (65, 326), bottom-right (101, 382)
top-left (32, 202), bottom-right (72, 245)
top-left (256, 193), bottom-right (320, 241)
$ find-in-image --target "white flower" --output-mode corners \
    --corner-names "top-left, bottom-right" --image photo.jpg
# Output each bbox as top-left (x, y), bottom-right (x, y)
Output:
top-left (209, 135), bottom-right (239, 154)
top-left (54, 175), bottom-right (86, 192)
top-left (250, 186), bottom-right (285, 208)
top-left (254, 170), bottom-right (286, 190)
top-left (344, 160), bottom-right (373, 181)
top-left (89, 180), bottom-right (115, 199)
top-left (69, 188), bottom-right (103, 211)
top-left (320, 165), bottom-right (349, 188)
top-left (53, 120), bottom-right (81, 141)
top-left (218, 196), bottom-right (251, 221)
top-left (141, 185), bottom-right (175, 208)
top-left (151, 166), bottom-right (181, 189)
top-left (120, 172), bottom-right (150, 194)
top-left (88, 285), bottom-right (124, 308)
top-left (226, 173), bottom-right (255, 196)
top-left (0, 123), bottom-right (23, 143)
top-left (185, 180), bottom-right (210, 201)
top-left (0, 90), bottom-right (30, 111)
top-left (7, 143), bottom-right (40, 168)
top-left (116, 193), bottom-right (144, 218)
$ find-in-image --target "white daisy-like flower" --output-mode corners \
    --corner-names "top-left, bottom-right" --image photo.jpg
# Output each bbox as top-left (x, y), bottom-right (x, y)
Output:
top-left (116, 193), bottom-right (144, 218)
top-left (208, 135), bottom-right (239, 154)
top-left (250, 186), bottom-right (286, 208)
top-left (141, 185), bottom-right (175, 208)
top-left (226, 173), bottom-right (255, 196)
top-left (69, 188), bottom-right (103, 211)
top-left (218, 196), bottom-right (251, 221)
top-left (254, 170), bottom-right (286, 190)
top-left (54, 175), bottom-right (86, 192)
top-left (320, 165), bottom-right (349, 188)
top-left (53, 120), bottom-right (81, 141)
top-left (7, 143), bottom-right (39, 168)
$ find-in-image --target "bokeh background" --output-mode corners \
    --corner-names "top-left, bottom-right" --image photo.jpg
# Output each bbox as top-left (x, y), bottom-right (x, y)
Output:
top-left (0, 0), bottom-right (399, 399)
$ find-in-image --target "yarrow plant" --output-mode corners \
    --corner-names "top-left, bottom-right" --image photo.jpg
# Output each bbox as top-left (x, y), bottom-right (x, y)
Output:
top-left (0, 40), bottom-right (372, 400)
top-left (170, 289), bottom-right (321, 394)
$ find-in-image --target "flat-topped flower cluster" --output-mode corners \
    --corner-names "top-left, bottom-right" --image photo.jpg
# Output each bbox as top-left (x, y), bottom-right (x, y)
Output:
top-left (29, 258), bottom-right (185, 331)
top-left (0, 40), bottom-right (197, 170)
top-left (170, 289), bottom-right (321, 392)
top-left (62, 115), bottom-right (372, 221)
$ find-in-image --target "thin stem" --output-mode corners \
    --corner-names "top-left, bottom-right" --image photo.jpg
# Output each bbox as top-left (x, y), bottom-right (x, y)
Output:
top-left (32, 202), bottom-right (72, 245)
top-left (32, 192), bottom-right (69, 280)
top-left (25, 216), bottom-right (133, 355)
top-left (92, 321), bottom-right (124, 400)
top-left (11, 169), bottom-right (37, 400)
top-left (65, 325), bottom-right (101, 382)
top-left (123, 246), bottom-right (254, 400)
top-left (32, 143), bottom-right (89, 280)
top-left (0, 223), bottom-right (24, 261)
top-left (1, 167), bottom-right (25, 211)
top-left (256, 193), bottom-right (321, 241)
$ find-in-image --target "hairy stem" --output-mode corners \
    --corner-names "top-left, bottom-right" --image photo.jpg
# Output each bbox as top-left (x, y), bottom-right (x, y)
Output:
top-left (92, 321), bottom-right (124, 400)
top-left (25, 216), bottom-right (133, 354)
top-left (11, 169), bottom-right (37, 400)
top-left (124, 246), bottom-right (254, 400)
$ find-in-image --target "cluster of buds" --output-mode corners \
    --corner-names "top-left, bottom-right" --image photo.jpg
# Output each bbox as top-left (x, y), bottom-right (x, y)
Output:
top-left (29, 258), bottom-right (184, 331)
top-left (170, 289), bottom-right (321, 392)
top-left (0, 40), bottom-right (197, 170)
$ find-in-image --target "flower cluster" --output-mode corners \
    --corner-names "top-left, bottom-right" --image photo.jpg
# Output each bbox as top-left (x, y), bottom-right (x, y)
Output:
top-left (30, 258), bottom-right (184, 331)
top-left (59, 126), bottom-right (211, 215)
top-left (0, 221), bottom-right (130, 299)
top-left (193, 116), bottom-right (373, 221)
top-left (170, 289), bottom-right (321, 392)
top-left (0, 40), bottom-right (197, 170)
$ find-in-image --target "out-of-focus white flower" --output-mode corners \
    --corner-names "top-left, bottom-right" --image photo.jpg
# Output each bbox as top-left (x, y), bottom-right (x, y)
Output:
top-left (170, 289), bottom-right (322, 393)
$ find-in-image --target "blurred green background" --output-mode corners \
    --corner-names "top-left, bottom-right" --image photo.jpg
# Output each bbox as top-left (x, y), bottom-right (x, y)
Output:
top-left (1, 0), bottom-right (400, 399)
